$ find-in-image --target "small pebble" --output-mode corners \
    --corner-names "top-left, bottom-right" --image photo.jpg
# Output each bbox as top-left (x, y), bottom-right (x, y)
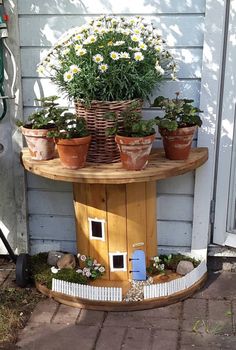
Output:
top-left (123, 277), bottom-right (153, 302)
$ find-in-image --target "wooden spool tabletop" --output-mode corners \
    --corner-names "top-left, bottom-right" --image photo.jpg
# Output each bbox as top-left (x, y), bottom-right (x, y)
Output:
top-left (21, 147), bottom-right (208, 184)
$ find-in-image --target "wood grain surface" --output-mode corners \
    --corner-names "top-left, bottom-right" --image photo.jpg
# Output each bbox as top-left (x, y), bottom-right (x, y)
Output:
top-left (21, 148), bottom-right (208, 184)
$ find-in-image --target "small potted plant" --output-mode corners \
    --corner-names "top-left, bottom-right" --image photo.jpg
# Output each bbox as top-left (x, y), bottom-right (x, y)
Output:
top-left (48, 113), bottom-right (91, 169)
top-left (17, 96), bottom-right (66, 160)
top-left (153, 92), bottom-right (203, 160)
top-left (105, 103), bottom-right (156, 170)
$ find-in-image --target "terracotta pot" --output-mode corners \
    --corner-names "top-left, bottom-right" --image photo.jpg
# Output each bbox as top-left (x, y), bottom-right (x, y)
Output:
top-left (159, 126), bottom-right (196, 160)
top-left (55, 135), bottom-right (91, 169)
top-left (115, 134), bottom-right (155, 170)
top-left (21, 126), bottom-right (55, 160)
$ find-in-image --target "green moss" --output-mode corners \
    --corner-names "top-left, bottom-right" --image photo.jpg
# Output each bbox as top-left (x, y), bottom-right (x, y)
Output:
top-left (161, 254), bottom-right (200, 271)
top-left (30, 253), bottom-right (87, 289)
top-left (147, 253), bottom-right (200, 276)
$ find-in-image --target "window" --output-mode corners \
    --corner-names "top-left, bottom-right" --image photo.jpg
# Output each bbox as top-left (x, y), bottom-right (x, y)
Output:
top-left (109, 252), bottom-right (127, 271)
top-left (88, 218), bottom-right (105, 241)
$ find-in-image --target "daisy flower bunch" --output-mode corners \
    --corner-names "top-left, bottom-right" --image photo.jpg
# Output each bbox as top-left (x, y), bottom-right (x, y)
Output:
top-left (38, 15), bottom-right (177, 104)
top-left (76, 254), bottom-right (106, 280)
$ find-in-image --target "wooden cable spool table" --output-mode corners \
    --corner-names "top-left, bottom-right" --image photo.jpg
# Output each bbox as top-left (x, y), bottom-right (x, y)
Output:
top-left (21, 147), bottom-right (208, 310)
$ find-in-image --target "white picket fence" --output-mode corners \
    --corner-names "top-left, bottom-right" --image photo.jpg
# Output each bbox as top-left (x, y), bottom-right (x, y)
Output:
top-left (52, 279), bottom-right (122, 302)
top-left (52, 260), bottom-right (206, 302)
top-left (143, 260), bottom-right (207, 299)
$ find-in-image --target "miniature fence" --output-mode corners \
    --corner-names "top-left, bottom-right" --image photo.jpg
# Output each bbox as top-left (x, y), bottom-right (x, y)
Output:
top-left (52, 279), bottom-right (122, 302)
top-left (143, 260), bottom-right (207, 299)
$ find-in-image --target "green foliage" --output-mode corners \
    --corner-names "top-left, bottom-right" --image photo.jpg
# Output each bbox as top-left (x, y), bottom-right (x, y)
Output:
top-left (105, 102), bottom-right (156, 137)
top-left (147, 253), bottom-right (200, 276)
top-left (30, 252), bottom-right (105, 289)
top-left (16, 96), bottom-right (67, 130)
top-left (47, 113), bottom-right (90, 139)
top-left (153, 92), bottom-right (203, 131)
top-left (30, 253), bottom-right (87, 289)
top-left (77, 254), bottom-right (106, 280)
top-left (38, 16), bottom-right (177, 103)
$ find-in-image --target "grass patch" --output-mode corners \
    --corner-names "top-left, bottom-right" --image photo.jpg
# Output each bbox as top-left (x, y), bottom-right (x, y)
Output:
top-left (0, 287), bottom-right (43, 348)
top-left (30, 252), bottom-right (87, 289)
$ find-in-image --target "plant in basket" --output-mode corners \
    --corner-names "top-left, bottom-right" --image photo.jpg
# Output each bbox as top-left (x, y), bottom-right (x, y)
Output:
top-left (153, 92), bottom-right (203, 160)
top-left (17, 96), bottom-right (66, 160)
top-left (37, 15), bottom-right (177, 163)
top-left (105, 102), bottom-right (156, 170)
top-left (48, 113), bottom-right (91, 169)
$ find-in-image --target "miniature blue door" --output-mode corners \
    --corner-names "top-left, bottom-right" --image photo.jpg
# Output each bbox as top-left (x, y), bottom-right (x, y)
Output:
top-left (132, 250), bottom-right (146, 281)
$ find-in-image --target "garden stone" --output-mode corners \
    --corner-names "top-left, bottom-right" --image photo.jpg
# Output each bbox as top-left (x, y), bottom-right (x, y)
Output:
top-left (176, 260), bottom-right (194, 275)
top-left (57, 254), bottom-right (76, 269)
top-left (47, 251), bottom-right (65, 266)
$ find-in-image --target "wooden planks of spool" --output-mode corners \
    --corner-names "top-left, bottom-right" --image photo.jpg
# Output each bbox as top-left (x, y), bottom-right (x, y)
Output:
top-left (21, 147), bottom-right (208, 309)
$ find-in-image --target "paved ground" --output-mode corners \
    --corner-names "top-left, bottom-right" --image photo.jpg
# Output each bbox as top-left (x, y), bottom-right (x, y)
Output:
top-left (1, 259), bottom-right (236, 350)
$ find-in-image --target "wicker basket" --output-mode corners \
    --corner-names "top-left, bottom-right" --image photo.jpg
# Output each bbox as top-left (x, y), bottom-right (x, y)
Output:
top-left (75, 99), bottom-right (143, 163)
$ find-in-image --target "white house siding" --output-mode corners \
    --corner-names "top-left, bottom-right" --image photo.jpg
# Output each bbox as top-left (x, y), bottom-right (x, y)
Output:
top-left (17, 0), bottom-right (205, 255)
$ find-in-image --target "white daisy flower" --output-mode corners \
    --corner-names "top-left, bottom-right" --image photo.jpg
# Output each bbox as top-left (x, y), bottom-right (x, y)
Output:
top-left (94, 20), bottom-right (102, 27)
top-left (111, 17), bottom-right (118, 25)
top-left (98, 63), bottom-right (108, 72)
top-left (120, 52), bottom-right (130, 59)
top-left (155, 62), bottom-right (165, 75)
top-left (75, 44), bottom-right (83, 51)
top-left (110, 51), bottom-right (120, 60)
top-left (63, 71), bottom-right (74, 82)
top-left (129, 17), bottom-right (138, 25)
top-left (131, 34), bottom-right (141, 42)
top-left (51, 266), bottom-right (59, 274)
top-left (36, 65), bottom-right (45, 74)
top-left (61, 48), bottom-right (70, 56)
top-left (75, 33), bottom-right (84, 41)
top-left (113, 40), bottom-right (125, 46)
top-left (134, 52), bottom-right (144, 61)
top-left (75, 48), bottom-right (87, 56)
top-left (133, 28), bottom-right (141, 35)
top-left (80, 255), bottom-right (86, 261)
top-left (70, 65), bottom-right (81, 74)
top-left (139, 42), bottom-right (147, 50)
top-left (123, 28), bottom-right (131, 36)
top-left (92, 54), bottom-right (104, 63)
top-left (154, 44), bottom-right (163, 52)
top-left (85, 35), bottom-right (97, 44)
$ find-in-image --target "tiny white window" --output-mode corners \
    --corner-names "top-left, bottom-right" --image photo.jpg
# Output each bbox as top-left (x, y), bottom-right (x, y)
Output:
top-left (109, 252), bottom-right (127, 271)
top-left (88, 218), bottom-right (105, 241)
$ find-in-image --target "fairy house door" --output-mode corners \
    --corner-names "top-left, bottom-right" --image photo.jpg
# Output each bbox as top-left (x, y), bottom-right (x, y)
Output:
top-left (132, 250), bottom-right (146, 281)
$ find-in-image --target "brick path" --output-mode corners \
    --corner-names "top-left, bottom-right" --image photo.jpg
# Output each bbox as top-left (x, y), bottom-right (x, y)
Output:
top-left (1, 259), bottom-right (236, 349)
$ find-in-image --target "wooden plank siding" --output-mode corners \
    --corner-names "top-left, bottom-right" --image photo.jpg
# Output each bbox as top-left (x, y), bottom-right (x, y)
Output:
top-left (17, 0), bottom-right (205, 255)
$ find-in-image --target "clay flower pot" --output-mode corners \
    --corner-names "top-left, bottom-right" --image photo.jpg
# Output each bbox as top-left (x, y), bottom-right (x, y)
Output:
top-left (21, 126), bottom-right (55, 160)
top-left (159, 126), bottom-right (196, 160)
top-left (115, 134), bottom-right (155, 170)
top-left (55, 135), bottom-right (92, 169)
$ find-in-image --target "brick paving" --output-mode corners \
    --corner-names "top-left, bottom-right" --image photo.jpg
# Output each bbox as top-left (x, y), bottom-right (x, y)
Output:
top-left (1, 259), bottom-right (236, 350)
